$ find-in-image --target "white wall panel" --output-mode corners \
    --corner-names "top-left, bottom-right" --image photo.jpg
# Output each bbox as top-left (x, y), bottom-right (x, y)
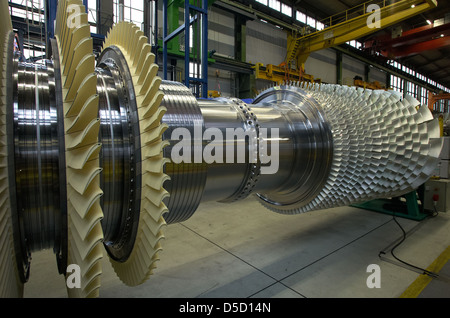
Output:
top-left (342, 54), bottom-right (366, 85)
top-left (246, 20), bottom-right (286, 65)
top-left (369, 67), bottom-right (387, 85)
top-left (305, 49), bottom-right (336, 84)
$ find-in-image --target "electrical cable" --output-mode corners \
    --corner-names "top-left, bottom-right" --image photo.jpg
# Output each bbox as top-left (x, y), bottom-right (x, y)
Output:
top-left (379, 208), bottom-right (440, 279)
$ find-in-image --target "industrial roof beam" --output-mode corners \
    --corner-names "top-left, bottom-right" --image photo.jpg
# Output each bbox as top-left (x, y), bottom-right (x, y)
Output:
top-left (364, 22), bottom-right (450, 58)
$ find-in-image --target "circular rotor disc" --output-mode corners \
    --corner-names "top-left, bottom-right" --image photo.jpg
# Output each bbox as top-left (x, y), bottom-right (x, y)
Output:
top-left (0, 0), bottom-right (24, 298)
top-left (102, 22), bottom-right (169, 286)
top-left (54, 0), bottom-right (103, 298)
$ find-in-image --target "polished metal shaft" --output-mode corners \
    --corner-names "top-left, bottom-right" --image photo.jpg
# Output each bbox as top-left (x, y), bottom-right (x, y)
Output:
top-left (160, 81), bottom-right (207, 224)
top-left (8, 52), bottom-right (441, 276)
top-left (160, 84), bottom-right (334, 222)
top-left (10, 54), bottom-right (63, 258)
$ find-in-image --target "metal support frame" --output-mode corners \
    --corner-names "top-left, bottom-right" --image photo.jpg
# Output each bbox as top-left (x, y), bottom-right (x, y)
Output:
top-left (46, 0), bottom-right (58, 42)
top-left (363, 22), bottom-right (450, 59)
top-left (163, 0), bottom-right (208, 98)
top-left (352, 189), bottom-right (428, 221)
top-left (428, 91), bottom-right (450, 112)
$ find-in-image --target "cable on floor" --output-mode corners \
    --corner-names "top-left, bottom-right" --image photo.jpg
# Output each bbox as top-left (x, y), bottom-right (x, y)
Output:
top-left (379, 207), bottom-right (440, 278)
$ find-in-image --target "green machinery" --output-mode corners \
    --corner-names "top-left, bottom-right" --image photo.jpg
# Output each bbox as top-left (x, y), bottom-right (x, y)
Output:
top-left (162, 0), bottom-right (216, 97)
top-left (352, 186), bottom-right (429, 221)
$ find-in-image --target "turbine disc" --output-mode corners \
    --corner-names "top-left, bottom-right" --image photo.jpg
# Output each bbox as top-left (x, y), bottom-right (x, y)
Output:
top-left (102, 22), bottom-right (168, 286)
top-left (0, 0), bottom-right (24, 298)
top-left (55, 0), bottom-right (103, 298)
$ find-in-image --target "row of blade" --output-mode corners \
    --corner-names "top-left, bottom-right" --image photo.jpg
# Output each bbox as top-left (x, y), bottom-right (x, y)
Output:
top-left (292, 83), bottom-right (442, 213)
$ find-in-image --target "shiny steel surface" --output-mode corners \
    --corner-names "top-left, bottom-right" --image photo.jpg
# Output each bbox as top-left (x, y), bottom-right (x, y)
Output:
top-left (97, 47), bottom-right (142, 262)
top-left (160, 80), bottom-right (207, 224)
top-left (197, 100), bottom-right (253, 203)
top-left (5, 47), bottom-right (442, 291)
top-left (3, 0), bottom-right (439, 296)
top-left (162, 88), bottom-right (333, 214)
top-left (282, 83), bottom-right (442, 214)
top-left (97, 65), bottom-right (126, 243)
top-left (214, 98), bottom-right (261, 203)
top-left (252, 86), bottom-right (333, 214)
top-left (10, 53), bottom-right (63, 264)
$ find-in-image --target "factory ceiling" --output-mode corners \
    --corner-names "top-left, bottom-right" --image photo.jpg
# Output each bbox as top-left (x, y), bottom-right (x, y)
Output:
top-left (292, 0), bottom-right (450, 90)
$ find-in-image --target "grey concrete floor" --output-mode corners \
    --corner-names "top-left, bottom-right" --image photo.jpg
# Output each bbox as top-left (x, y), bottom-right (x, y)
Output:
top-left (23, 197), bottom-right (450, 298)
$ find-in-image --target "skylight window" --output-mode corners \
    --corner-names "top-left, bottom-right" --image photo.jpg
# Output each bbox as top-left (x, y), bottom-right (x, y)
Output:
top-left (268, 0), bottom-right (281, 11)
top-left (281, 3), bottom-right (292, 16)
top-left (316, 21), bottom-right (325, 30)
top-left (307, 16), bottom-right (316, 28)
top-left (296, 11), bottom-right (306, 23)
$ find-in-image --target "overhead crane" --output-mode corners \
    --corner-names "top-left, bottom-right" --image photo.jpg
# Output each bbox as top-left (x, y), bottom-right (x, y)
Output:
top-left (363, 20), bottom-right (450, 59)
top-left (255, 0), bottom-right (438, 84)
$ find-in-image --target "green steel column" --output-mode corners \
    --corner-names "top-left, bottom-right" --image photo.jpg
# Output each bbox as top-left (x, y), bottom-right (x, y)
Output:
top-left (235, 16), bottom-right (246, 63)
top-left (336, 51), bottom-right (342, 85)
top-left (365, 64), bottom-right (370, 82)
top-left (403, 79), bottom-right (408, 98)
top-left (97, 0), bottom-right (114, 36)
top-left (235, 16), bottom-right (251, 99)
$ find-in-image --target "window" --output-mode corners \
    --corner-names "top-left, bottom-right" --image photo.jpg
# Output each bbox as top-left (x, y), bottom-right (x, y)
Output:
top-left (316, 21), bottom-right (325, 30)
top-left (421, 87), bottom-right (428, 106)
top-left (268, 0), bottom-right (281, 11)
top-left (438, 99), bottom-right (444, 112)
top-left (9, 0), bottom-right (46, 59)
top-left (406, 81), bottom-right (419, 99)
top-left (307, 16), bottom-right (316, 28)
top-left (281, 3), bottom-right (292, 16)
top-left (296, 11), bottom-right (306, 23)
top-left (189, 61), bottom-right (202, 78)
top-left (114, 0), bottom-right (144, 29)
top-left (87, 0), bottom-right (97, 34)
top-left (390, 74), bottom-right (404, 94)
top-left (256, 0), bottom-right (268, 5)
top-left (346, 40), bottom-right (361, 49)
top-left (9, 0), bottom-right (44, 24)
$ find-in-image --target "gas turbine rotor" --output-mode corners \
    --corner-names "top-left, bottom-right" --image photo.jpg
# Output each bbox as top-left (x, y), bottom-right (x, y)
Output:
top-left (0, 0), bottom-right (444, 299)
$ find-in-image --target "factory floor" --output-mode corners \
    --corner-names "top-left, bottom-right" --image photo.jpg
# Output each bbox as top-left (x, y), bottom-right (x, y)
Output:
top-left (24, 197), bottom-right (450, 298)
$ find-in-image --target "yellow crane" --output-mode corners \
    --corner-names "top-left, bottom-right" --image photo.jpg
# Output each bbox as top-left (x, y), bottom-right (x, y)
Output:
top-left (256, 0), bottom-right (438, 84)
